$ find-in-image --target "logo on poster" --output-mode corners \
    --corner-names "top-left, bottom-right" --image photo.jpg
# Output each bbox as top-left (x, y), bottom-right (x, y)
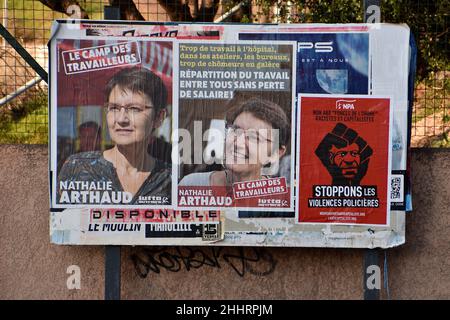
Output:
top-left (336, 99), bottom-right (356, 110)
top-left (297, 41), bottom-right (334, 53)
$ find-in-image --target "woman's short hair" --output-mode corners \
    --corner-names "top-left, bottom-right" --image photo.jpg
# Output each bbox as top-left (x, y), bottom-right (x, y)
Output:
top-left (104, 66), bottom-right (168, 113)
top-left (225, 95), bottom-right (290, 147)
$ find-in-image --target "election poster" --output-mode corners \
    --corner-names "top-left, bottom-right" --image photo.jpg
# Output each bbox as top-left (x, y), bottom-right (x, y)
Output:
top-left (239, 32), bottom-right (369, 94)
top-left (238, 25), bottom-right (410, 211)
top-left (49, 21), bottom-right (412, 248)
top-left (175, 41), bottom-right (296, 212)
top-left (53, 38), bottom-right (173, 207)
top-left (297, 95), bottom-right (392, 225)
top-left (49, 24), bottom-right (227, 244)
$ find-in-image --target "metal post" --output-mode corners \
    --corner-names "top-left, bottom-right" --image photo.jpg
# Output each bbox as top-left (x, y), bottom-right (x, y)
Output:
top-left (2, 0), bottom-right (7, 49)
top-left (104, 6), bottom-right (121, 20)
top-left (362, 0), bottom-right (382, 301)
top-left (363, 249), bottom-right (380, 300)
top-left (2, 0), bottom-right (6, 28)
top-left (363, 0), bottom-right (381, 23)
top-left (0, 76), bottom-right (42, 107)
top-left (0, 24), bottom-right (48, 83)
top-left (105, 246), bottom-right (121, 300)
top-left (103, 5), bottom-right (122, 301)
top-left (214, 1), bottom-right (248, 23)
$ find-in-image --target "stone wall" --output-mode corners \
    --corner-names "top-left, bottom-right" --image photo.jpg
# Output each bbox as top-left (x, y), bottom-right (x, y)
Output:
top-left (0, 145), bottom-right (448, 299)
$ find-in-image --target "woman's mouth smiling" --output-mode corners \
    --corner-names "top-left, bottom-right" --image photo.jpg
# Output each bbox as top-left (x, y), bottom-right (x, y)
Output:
top-left (115, 128), bottom-right (134, 135)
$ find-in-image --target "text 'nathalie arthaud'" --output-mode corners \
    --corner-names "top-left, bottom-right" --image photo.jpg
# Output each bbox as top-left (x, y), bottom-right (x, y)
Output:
top-left (59, 180), bottom-right (132, 204)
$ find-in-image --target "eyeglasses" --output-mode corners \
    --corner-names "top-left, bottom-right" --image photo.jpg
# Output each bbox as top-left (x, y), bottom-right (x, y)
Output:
top-left (225, 123), bottom-right (274, 144)
top-left (105, 103), bottom-right (153, 115)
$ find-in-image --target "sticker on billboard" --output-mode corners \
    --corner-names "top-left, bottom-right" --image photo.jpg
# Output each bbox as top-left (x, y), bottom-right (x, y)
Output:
top-left (297, 95), bottom-right (392, 225)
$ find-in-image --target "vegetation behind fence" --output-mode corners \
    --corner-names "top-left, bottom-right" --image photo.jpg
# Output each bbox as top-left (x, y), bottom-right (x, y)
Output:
top-left (0, 0), bottom-right (448, 146)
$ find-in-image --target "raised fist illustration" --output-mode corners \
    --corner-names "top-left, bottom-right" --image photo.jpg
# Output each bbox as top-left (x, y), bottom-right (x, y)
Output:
top-left (315, 123), bottom-right (373, 186)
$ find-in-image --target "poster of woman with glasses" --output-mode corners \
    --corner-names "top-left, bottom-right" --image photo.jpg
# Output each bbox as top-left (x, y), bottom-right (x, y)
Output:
top-left (54, 39), bottom-right (173, 206)
top-left (175, 41), bottom-right (296, 211)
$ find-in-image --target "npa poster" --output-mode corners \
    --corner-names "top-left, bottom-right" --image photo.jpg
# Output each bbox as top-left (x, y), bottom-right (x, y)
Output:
top-left (298, 95), bottom-right (392, 225)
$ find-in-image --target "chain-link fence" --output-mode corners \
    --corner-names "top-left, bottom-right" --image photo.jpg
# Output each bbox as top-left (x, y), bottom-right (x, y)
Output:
top-left (0, 0), bottom-right (448, 146)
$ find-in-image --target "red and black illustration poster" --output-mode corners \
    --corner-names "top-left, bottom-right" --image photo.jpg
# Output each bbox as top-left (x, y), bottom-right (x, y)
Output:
top-left (297, 95), bottom-right (392, 225)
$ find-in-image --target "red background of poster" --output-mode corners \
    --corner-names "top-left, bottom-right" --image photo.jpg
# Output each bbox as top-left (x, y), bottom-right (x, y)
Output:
top-left (56, 39), bottom-right (173, 107)
top-left (298, 96), bottom-right (390, 225)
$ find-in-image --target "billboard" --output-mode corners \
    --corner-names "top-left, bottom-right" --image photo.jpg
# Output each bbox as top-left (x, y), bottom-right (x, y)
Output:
top-left (49, 21), bottom-right (412, 247)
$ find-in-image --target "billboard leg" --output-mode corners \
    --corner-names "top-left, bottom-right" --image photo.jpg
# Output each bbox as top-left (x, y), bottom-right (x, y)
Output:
top-left (104, 5), bottom-right (121, 20)
top-left (105, 246), bottom-right (121, 300)
top-left (363, 249), bottom-right (381, 300)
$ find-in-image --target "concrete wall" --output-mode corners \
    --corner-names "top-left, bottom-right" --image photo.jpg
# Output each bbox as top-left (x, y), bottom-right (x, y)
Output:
top-left (0, 145), bottom-right (449, 299)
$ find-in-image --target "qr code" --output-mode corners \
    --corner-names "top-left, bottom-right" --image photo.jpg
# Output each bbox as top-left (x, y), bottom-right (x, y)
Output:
top-left (390, 175), bottom-right (404, 202)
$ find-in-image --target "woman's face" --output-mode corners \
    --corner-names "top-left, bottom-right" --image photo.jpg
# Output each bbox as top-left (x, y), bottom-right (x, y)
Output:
top-left (106, 85), bottom-right (155, 146)
top-left (225, 111), bottom-right (281, 176)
